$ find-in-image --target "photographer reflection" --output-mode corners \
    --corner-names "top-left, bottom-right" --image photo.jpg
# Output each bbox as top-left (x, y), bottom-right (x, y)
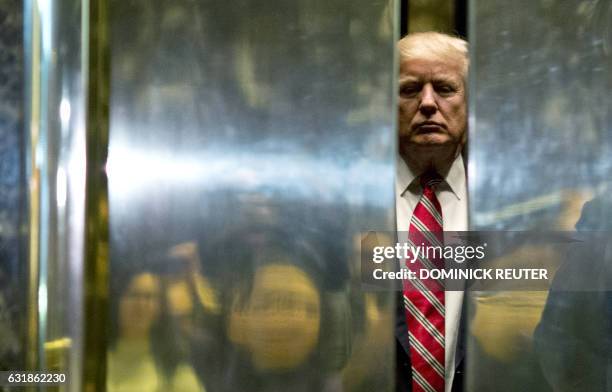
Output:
top-left (163, 241), bottom-right (221, 390)
top-left (534, 194), bottom-right (612, 392)
top-left (107, 267), bottom-right (204, 392)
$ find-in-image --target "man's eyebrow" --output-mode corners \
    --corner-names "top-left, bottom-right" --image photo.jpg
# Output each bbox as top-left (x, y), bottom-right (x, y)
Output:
top-left (398, 76), bottom-right (420, 84)
top-left (399, 74), bottom-right (461, 85)
top-left (432, 74), bottom-right (462, 84)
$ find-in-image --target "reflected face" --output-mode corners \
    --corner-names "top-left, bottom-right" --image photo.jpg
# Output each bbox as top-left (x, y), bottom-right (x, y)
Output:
top-left (119, 273), bottom-right (161, 338)
top-left (229, 264), bottom-right (321, 370)
top-left (398, 57), bottom-right (467, 152)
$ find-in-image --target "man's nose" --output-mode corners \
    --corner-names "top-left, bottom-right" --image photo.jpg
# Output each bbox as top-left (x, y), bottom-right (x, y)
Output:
top-left (419, 84), bottom-right (437, 116)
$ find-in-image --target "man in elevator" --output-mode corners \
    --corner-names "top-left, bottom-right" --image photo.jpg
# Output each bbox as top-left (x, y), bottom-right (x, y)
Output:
top-left (395, 32), bottom-right (468, 392)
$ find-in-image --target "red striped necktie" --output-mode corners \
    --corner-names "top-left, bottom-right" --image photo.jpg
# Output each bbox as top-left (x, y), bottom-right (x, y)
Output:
top-left (403, 171), bottom-right (445, 392)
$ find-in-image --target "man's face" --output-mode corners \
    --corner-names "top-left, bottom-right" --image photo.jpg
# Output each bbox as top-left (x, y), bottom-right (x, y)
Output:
top-left (398, 57), bottom-right (467, 153)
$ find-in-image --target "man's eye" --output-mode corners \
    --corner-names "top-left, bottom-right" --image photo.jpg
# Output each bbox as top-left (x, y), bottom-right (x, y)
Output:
top-left (435, 84), bottom-right (456, 94)
top-left (400, 85), bottom-right (420, 97)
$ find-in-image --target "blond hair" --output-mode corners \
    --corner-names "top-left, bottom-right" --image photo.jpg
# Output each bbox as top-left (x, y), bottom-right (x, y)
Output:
top-left (398, 32), bottom-right (469, 82)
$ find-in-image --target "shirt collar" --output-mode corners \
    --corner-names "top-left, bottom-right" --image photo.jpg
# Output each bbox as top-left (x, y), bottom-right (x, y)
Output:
top-left (396, 153), bottom-right (466, 200)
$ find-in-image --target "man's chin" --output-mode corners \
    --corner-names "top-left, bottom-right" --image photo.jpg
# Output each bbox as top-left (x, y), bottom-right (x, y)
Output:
top-left (400, 137), bottom-right (460, 157)
top-left (408, 135), bottom-right (453, 147)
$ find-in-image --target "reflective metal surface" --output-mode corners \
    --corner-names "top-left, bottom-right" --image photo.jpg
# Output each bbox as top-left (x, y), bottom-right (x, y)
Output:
top-left (469, 0), bottom-right (612, 231)
top-left (106, 1), bottom-right (397, 391)
top-left (407, 0), bottom-right (455, 34)
top-left (468, 0), bottom-right (612, 390)
top-left (24, 0), bottom-right (89, 388)
top-left (0, 0), bottom-right (26, 373)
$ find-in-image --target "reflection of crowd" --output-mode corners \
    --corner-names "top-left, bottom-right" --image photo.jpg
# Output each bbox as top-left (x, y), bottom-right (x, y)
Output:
top-left (108, 224), bottom-right (373, 392)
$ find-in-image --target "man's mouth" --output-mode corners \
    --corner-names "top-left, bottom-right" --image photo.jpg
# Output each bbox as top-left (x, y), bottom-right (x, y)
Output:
top-left (414, 122), bottom-right (445, 133)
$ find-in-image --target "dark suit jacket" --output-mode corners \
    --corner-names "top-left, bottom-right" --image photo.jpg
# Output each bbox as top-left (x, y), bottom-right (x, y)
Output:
top-left (395, 290), bottom-right (466, 392)
top-left (534, 196), bottom-right (612, 392)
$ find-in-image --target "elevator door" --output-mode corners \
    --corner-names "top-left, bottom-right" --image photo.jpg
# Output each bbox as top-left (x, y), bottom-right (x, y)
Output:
top-left (468, 0), bottom-right (612, 390)
top-left (105, 1), bottom-right (397, 391)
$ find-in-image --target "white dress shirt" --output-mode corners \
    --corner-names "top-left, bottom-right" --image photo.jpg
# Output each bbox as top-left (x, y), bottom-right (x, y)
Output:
top-left (395, 152), bottom-right (468, 392)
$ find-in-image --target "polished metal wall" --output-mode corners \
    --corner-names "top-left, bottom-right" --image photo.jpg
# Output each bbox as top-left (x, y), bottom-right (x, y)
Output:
top-left (0, 0), bottom-right (26, 374)
top-left (468, 0), bottom-right (612, 390)
top-left (21, 0), bottom-right (90, 390)
top-left (25, 0), bottom-right (90, 388)
top-left (106, 1), bottom-right (397, 391)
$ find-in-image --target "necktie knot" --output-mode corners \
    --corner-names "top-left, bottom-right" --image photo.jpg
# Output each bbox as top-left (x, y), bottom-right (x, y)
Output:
top-left (420, 171), bottom-right (443, 191)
